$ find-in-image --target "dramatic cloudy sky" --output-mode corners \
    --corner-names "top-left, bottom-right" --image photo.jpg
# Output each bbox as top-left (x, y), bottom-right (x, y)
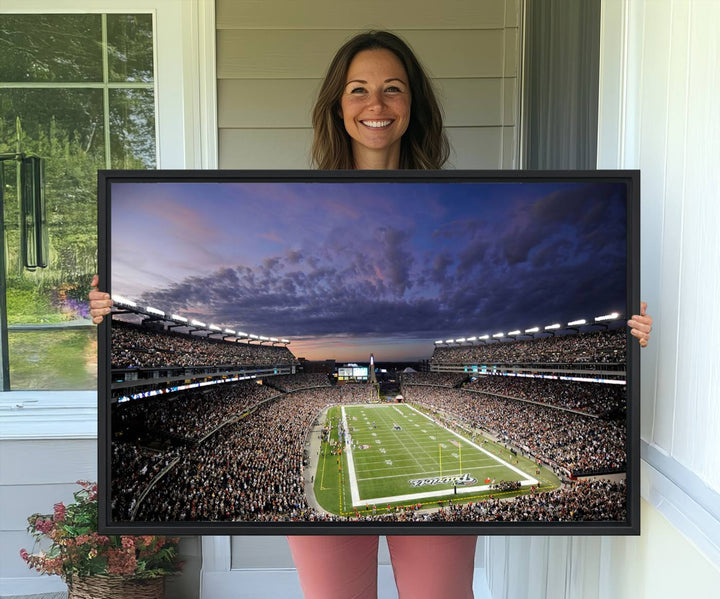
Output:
top-left (110, 179), bottom-right (627, 361)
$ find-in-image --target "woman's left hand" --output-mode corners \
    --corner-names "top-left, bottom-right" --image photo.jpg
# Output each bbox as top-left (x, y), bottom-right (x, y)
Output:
top-left (627, 301), bottom-right (653, 347)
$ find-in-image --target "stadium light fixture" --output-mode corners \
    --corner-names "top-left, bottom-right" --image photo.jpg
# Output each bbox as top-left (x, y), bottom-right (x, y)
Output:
top-left (191, 319), bottom-right (206, 327)
top-left (237, 331), bottom-right (248, 337)
top-left (508, 330), bottom-right (521, 336)
top-left (171, 314), bottom-right (188, 323)
top-left (478, 334), bottom-right (489, 340)
top-left (492, 332), bottom-right (504, 338)
top-left (525, 327), bottom-right (539, 333)
top-left (224, 328), bottom-right (236, 335)
top-left (595, 312), bottom-right (620, 321)
top-left (146, 306), bottom-right (165, 316)
top-left (259, 336), bottom-right (269, 341)
top-left (435, 340), bottom-right (443, 344)
top-left (281, 339), bottom-right (290, 344)
top-left (209, 324), bottom-right (221, 331)
top-left (568, 319), bottom-right (587, 326)
top-left (467, 336), bottom-right (477, 342)
top-left (544, 323), bottom-right (561, 330)
top-left (445, 339), bottom-right (454, 343)
top-left (270, 337), bottom-right (279, 342)
top-left (113, 295), bottom-right (137, 307)
top-left (456, 338), bottom-right (466, 343)
top-left (249, 334), bottom-right (259, 339)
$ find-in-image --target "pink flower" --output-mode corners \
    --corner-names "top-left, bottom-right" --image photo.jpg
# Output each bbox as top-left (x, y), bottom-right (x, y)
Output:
top-left (137, 535), bottom-right (156, 547)
top-left (43, 556), bottom-right (64, 576)
top-left (53, 502), bottom-right (66, 522)
top-left (34, 518), bottom-right (54, 535)
top-left (121, 537), bottom-right (135, 550)
top-left (107, 548), bottom-right (137, 576)
top-left (19, 548), bottom-right (29, 562)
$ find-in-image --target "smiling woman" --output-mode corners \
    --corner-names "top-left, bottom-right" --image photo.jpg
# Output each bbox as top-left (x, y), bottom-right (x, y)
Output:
top-left (340, 49), bottom-right (412, 168)
top-left (311, 30), bottom-right (448, 170)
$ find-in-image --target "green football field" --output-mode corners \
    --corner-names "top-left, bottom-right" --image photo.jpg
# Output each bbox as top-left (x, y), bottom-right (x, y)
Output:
top-left (313, 403), bottom-right (550, 516)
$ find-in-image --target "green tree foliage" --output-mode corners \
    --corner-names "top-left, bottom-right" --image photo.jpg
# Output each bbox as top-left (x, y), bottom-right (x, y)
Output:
top-left (1, 13), bottom-right (155, 325)
top-left (1, 113), bottom-right (102, 319)
top-left (0, 14), bottom-right (103, 83)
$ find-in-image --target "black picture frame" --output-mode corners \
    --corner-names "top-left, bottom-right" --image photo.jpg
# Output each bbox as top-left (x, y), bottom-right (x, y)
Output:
top-left (98, 169), bottom-right (640, 536)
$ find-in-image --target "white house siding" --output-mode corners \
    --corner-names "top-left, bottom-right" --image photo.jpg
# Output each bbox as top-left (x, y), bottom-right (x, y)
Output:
top-left (216, 0), bottom-right (521, 169)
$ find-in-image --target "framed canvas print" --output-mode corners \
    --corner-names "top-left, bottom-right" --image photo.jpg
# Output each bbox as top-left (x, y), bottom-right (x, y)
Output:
top-left (98, 169), bottom-right (640, 535)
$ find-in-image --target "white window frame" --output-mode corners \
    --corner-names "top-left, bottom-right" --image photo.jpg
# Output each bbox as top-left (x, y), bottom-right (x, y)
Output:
top-left (0, 0), bottom-right (217, 439)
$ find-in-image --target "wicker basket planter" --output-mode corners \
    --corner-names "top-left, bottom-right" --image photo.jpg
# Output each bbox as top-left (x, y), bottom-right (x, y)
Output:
top-left (67, 575), bottom-right (164, 599)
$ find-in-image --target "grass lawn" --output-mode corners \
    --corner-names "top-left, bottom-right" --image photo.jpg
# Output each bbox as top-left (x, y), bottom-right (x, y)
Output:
top-left (8, 329), bottom-right (97, 389)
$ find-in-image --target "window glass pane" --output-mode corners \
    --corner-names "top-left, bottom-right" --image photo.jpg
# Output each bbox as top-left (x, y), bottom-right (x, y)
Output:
top-left (107, 14), bottom-right (155, 83)
top-left (2, 89), bottom-right (103, 390)
top-left (0, 89), bottom-right (106, 161)
top-left (110, 89), bottom-right (156, 169)
top-left (1, 13), bottom-right (156, 391)
top-left (8, 329), bottom-right (97, 390)
top-left (0, 14), bottom-right (103, 82)
top-left (1, 88), bottom-right (104, 274)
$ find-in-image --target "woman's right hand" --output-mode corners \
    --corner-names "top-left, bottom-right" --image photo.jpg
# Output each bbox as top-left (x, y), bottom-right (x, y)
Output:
top-left (89, 274), bottom-right (113, 324)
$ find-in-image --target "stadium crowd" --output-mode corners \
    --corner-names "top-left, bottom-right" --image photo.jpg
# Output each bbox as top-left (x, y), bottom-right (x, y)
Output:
top-left (129, 387), bottom-right (372, 522)
top-left (356, 479), bottom-right (627, 523)
top-left (464, 376), bottom-right (624, 417)
top-left (112, 383), bottom-right (375, 521)
top-left (113, 381), bottom-right (280, 443)
top-left (401, 385), bottom-right (626, 477)
top-left (431, 329), bottom-right (625, 365)
top-left (400, 372), bottom-right (468, 387)
top-left (403, 373), bottom-right (624, 417)
top-left (422, 479), bottom-right (626, 522)
top-left (265, 373), bottom-right (332, 392)
top-left (112, 320), bottom-right (297, 369)
top-left (111, 443), bottom-right (179, 520)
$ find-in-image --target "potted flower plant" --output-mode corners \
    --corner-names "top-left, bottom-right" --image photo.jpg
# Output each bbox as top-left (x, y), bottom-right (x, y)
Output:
top-left (20, 481), bottom-right (182, 599)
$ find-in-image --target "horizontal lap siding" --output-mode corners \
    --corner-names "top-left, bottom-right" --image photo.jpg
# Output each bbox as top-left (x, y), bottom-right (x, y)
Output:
top-left (216, 0), bottom-right (515, 30)
top-left (0, 439), bottom-right (97, 579)
top-left (217, 1), bottom-right (521, 169)
top-left (218, 30), bottom-right (510, 79)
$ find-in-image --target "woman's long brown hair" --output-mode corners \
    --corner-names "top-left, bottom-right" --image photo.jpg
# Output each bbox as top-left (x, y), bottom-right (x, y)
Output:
top-left (311, 31), bottom-right (449, 170)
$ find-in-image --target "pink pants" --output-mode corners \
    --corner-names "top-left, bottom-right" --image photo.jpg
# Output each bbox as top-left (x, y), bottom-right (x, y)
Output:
top-left (287, 535), bottom-right (477, 599)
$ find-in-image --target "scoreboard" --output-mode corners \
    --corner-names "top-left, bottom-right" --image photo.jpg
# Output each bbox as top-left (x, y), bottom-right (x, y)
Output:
top-left (337, 366), bottom-right (369, 381)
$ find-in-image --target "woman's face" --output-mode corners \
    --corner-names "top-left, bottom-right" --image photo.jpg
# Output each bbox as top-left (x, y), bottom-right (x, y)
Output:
top-left (340, 48), bottom-right (411, 167)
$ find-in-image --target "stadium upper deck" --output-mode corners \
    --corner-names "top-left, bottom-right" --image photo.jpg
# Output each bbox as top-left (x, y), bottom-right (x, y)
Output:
top-left (429, 329), bottom-right (626, 379)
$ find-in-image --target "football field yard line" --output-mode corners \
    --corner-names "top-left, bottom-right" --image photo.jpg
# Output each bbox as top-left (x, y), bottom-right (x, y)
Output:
top-left (341, 406), bottom-right (361, 506)
top-left (355, 405), bottom-right (439, 480)
top-left (340, 403), bottom-right (538, 508)
top-left (389, 421), bottom-right (434, 474)
top-left (406, 404), bottom-right (538, 484)
top-left (396, 414), bottom-right (446, 470)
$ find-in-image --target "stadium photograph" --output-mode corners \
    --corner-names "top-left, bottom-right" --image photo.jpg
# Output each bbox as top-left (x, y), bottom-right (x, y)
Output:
top-left (100, 171), bottom-right (635, 532)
